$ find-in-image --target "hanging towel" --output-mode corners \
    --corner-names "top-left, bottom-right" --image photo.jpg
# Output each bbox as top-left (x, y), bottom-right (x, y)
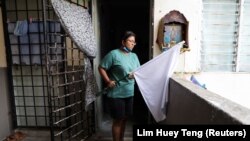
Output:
top-left (14, 20), bottom-right (28, 36)
top-left (83, 56), bottom-right (99, 111)
top-left (133, 41), bottom-right (184, 122)
top-left (51, 0), bottom-right (97, 58)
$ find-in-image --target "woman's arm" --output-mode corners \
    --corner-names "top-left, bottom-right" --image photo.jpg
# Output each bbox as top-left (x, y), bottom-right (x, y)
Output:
top-left (98, 66), bottom-right (116, 88)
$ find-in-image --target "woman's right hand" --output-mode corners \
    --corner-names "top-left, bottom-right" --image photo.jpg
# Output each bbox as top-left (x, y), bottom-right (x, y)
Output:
top-left (106, 80), bottom-right (116, 88)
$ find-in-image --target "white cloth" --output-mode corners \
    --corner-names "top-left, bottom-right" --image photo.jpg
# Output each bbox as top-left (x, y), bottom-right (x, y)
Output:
top-left (133, 41), bottom-right (184, 122)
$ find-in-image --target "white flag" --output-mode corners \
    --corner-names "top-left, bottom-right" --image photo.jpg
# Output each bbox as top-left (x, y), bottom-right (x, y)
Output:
top-left (134, 41), bottom-right (184, 122)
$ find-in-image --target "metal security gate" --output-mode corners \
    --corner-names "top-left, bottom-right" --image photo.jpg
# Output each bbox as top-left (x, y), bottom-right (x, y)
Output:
top-left (2, 0), bottom-right (95, 140)
top-left (43, 0), bottom-right (95, 140)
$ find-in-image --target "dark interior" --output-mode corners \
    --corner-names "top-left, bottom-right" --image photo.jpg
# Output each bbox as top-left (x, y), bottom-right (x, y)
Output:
top-left (98, 0), bottom-right (151, 124)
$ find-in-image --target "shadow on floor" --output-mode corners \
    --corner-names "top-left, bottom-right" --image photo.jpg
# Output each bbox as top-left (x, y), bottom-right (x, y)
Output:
top-left (86, 116), bottom-right (133, 141)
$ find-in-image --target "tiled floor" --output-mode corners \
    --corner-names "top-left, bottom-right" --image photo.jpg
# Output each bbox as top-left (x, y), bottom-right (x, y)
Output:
top-left (15, 129), bottom-right (51, 141)
top-left (15, 117), bottom-right (133, 141)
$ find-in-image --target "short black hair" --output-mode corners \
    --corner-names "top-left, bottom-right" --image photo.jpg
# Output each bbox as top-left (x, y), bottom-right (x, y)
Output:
top-left (122, 31), bottom-right (136, 41)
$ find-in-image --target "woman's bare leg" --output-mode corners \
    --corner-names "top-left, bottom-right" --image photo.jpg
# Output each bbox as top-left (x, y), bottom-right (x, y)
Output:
top-left (112, 119), bottom-right (123, 141)
top-left (120, 118), bottom-right (127, 141)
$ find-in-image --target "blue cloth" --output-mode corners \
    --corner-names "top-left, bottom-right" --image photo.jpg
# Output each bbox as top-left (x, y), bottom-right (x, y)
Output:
top-left (190, 75), bottom-right (206, 89)
top-left (14, 20), bottom-right (28, 36)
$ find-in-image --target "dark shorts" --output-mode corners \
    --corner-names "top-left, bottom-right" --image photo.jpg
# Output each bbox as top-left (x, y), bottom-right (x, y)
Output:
top-left (108, 97), bottom-right (133, 119)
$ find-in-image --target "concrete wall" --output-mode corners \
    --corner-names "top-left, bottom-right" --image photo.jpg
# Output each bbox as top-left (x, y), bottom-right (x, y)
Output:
top-left (92, 0), bottom-right (103, 131)
top-left (0, 7), bottom-right (13, 140)
top-left (162, 76), bottom-right (250, 125)
top-left (0, 69), bottom-right (13, 140)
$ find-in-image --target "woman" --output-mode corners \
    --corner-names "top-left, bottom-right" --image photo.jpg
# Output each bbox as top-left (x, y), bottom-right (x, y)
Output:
top-left (98, 31), bottom-right (140, 141)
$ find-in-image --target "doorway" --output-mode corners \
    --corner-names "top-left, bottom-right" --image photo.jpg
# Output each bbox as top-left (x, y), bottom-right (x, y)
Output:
top-left (98, 0), bottom-right (152, 124)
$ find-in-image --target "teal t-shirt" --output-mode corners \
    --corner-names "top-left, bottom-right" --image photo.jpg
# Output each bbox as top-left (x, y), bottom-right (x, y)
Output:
top-left (100, 49), bottom-right (140, 98)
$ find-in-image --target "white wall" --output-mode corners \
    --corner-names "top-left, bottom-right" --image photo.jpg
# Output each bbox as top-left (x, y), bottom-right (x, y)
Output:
top-left (190, 73), bottom-right (250, 110)
top-left (153, 0), bottom-right (202, 72)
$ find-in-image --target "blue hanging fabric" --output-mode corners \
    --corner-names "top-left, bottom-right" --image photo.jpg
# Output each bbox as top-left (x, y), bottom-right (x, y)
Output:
top-left (14, 20), bottom-right (28, 36)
